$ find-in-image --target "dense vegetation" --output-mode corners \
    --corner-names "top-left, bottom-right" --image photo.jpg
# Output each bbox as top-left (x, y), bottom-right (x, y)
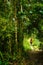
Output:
top-left (0, 0), bottom-right (43, 65)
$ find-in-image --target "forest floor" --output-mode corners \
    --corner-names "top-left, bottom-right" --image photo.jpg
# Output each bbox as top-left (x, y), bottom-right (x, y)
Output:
top-left (9, 51), bottom-right (43, 65)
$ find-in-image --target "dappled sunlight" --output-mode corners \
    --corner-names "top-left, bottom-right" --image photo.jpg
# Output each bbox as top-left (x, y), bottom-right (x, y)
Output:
top-left (23, 36), bottom-right (41, 51)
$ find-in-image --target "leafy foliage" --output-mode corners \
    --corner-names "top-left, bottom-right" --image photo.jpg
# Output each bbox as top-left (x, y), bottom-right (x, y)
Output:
top-left (0, 0), bottom-right (43, 65)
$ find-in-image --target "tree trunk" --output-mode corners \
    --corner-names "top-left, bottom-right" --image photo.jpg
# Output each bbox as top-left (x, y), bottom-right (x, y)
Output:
top-left (17, 0), bottom-right (24, 60)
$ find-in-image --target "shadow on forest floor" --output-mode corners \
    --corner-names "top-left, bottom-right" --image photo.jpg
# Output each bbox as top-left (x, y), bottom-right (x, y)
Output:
top-left (9, 50), bottom-right (43, 65)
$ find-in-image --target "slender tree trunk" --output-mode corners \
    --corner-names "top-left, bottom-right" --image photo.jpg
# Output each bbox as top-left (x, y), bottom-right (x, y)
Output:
top-left (12, 0), bottom-right (18, 45)
top-left (17, 0), bottom-right (24, 60)
top-left (10, 0), bottom-right (18, 56)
